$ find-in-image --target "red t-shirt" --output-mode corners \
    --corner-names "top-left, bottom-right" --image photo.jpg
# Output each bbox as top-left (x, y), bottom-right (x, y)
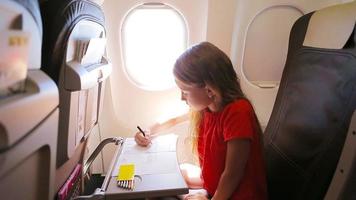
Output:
top-left (198, 99), bottom-right (267, 200)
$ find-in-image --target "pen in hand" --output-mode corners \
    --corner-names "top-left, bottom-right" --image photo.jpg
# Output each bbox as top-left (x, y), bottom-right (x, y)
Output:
top-left (137, 126), bottom-right (146, 137)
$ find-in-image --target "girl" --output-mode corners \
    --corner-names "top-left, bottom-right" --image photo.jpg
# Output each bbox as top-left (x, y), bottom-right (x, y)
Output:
top-left (135, 42), bottom-right (267, 200)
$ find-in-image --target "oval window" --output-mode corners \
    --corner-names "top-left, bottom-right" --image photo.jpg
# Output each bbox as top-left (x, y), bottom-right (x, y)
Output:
top-left (122, 3), bottom-right (187, 91)
top-left (243, 6), bottom-right (303, 88)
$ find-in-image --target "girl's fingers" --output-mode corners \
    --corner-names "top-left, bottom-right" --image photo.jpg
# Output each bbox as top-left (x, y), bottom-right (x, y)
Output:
top-left (134, 131), bottom-right (151, 146)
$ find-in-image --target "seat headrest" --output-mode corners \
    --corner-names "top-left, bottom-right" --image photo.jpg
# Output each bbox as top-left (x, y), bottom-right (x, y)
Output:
top-left (12, 0), bottom-right (42, 37)
top-left (303, 1), bottom-right (356, 49)
top-left (0, 0), bottom-right (42, 85)
top-left (40, 0), bottom-right (105, 83)
top-left (89, 0), bottom-right (104, 6)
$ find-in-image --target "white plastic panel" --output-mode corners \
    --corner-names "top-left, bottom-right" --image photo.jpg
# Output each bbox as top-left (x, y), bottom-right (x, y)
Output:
top-left (243, 5), bottom-right (303, 88)
top-left (66, 20), bottom-right (106, 62)
top-left (57, 18), bottom-right (111, 164)
top-left (65, 58), bottom-right (112, 90)
top-left (0, 0), bottom-right (42, 96)
top-left (89, 0), bottom-right (105, 6)
top-left (0, 0), bottom-right (41, 70)
top-left (0, 110), bottom-right (58, 200)
top-left (0, 2), bottom-right (58, 200)
top-left (0, 71), bottom-right (58, 149)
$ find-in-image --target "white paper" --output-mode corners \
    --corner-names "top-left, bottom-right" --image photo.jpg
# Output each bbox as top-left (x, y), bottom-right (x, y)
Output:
top-left (112, 133), bottom-right (180, 176)
top-left (122, 134), bottom-right (178, 154)
top-left (114, 152), bottom-right (179, 175)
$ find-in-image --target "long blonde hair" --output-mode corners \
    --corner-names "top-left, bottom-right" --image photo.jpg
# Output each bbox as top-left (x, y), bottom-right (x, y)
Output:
top-left (173, 42), bottom-right (263, 156)
top-left (189, 110), bottom-right (202, 157)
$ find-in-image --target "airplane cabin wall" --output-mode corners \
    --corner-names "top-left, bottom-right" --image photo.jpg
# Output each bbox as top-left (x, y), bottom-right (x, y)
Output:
top-left (97, 0), bottom-right (208, 173)
top-left (206, 0), bottom-right (238, 54)
top-left (93, 0), bottom-right (351, 173)
top-left (230, 0), bottom-right (348, 129)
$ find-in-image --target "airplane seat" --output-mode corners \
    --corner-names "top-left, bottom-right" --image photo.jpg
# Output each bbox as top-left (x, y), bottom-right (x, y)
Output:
top-left (264, 2), bottom-right (356, 200)
top-left (0, 0), bottom-right (59, 200)
top-left (40, 0), bottom-right (112, 199)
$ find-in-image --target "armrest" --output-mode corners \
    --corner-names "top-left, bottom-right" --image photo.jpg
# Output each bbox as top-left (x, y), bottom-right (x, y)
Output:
top-left (73, 188), bottom-right (104, 200)
top-left (83, 137), bottom-right (123, 175)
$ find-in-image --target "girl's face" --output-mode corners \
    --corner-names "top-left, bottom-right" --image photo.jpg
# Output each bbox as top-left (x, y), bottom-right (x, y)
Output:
top-left (175, 78), bottom-right (213, 111)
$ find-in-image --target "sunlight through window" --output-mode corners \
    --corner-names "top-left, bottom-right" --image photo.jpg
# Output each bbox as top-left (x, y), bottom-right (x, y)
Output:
top-left (122, 4), bottom-right (187, 91)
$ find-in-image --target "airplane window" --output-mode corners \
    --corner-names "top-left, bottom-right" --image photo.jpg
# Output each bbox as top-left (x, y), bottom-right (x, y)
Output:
top-left (242, 6), bottom-right (303, 88)
top-left (122, 3), bottom-right (187, 91)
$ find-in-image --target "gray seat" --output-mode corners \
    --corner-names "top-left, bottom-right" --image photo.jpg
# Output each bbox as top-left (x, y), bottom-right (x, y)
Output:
top-left (263, 2), bottom-right (356, 200)
top-left (0, 0), bottom-right (59, 199)
top-left (40, 0), bottom-right (112, 198)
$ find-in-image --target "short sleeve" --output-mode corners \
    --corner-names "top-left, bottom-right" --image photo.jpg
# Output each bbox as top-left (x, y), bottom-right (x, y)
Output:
top-left (222, 100), bottom-right (255, 141)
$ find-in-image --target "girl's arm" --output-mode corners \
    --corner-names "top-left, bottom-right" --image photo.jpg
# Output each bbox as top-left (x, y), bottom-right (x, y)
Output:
top-left (180, 163), bottom-right (204, 189)
top-left (149, 113), bottom-right (189, 134)
top-left (212, 139), bottom-right (251, 200)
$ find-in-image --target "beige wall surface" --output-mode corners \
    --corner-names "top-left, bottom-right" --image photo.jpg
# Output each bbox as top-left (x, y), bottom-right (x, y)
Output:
top-left (94, 0), bottom-right (348, 173)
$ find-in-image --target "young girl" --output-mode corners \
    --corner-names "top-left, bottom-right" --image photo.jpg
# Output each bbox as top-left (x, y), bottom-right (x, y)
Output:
top-left (135, 42), bottom-right (267, 200)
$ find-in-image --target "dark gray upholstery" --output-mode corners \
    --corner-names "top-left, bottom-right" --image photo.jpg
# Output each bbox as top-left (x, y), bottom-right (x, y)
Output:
top-left (341, 126), bottom-right (356, 200)
top-left (40, 0), bottom-right (105, 167)
top-left (41, 0), bottom-right (105, 83)
top-left (264, 11), bottom-right (356, 200)
top-left (40, 0), bottom-right (107, 198)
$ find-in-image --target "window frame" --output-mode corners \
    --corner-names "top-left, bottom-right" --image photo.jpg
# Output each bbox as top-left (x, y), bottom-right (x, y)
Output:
top-left (120, 3), bottom-right (188, 91)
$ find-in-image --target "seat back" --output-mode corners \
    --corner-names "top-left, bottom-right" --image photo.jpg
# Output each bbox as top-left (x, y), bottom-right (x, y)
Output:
top-left (264, 2), bottom-right (356, 199)
top-left (40, 0), bottom-right (111, 198)
top-left (0, 0), bottom-right (59, 199)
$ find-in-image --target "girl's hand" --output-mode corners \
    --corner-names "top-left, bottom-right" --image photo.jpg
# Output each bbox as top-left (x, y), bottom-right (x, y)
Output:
top-left (184, 193), bottom-right (209, 200)
top-left (134, 129), bottom-right (151, 146)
